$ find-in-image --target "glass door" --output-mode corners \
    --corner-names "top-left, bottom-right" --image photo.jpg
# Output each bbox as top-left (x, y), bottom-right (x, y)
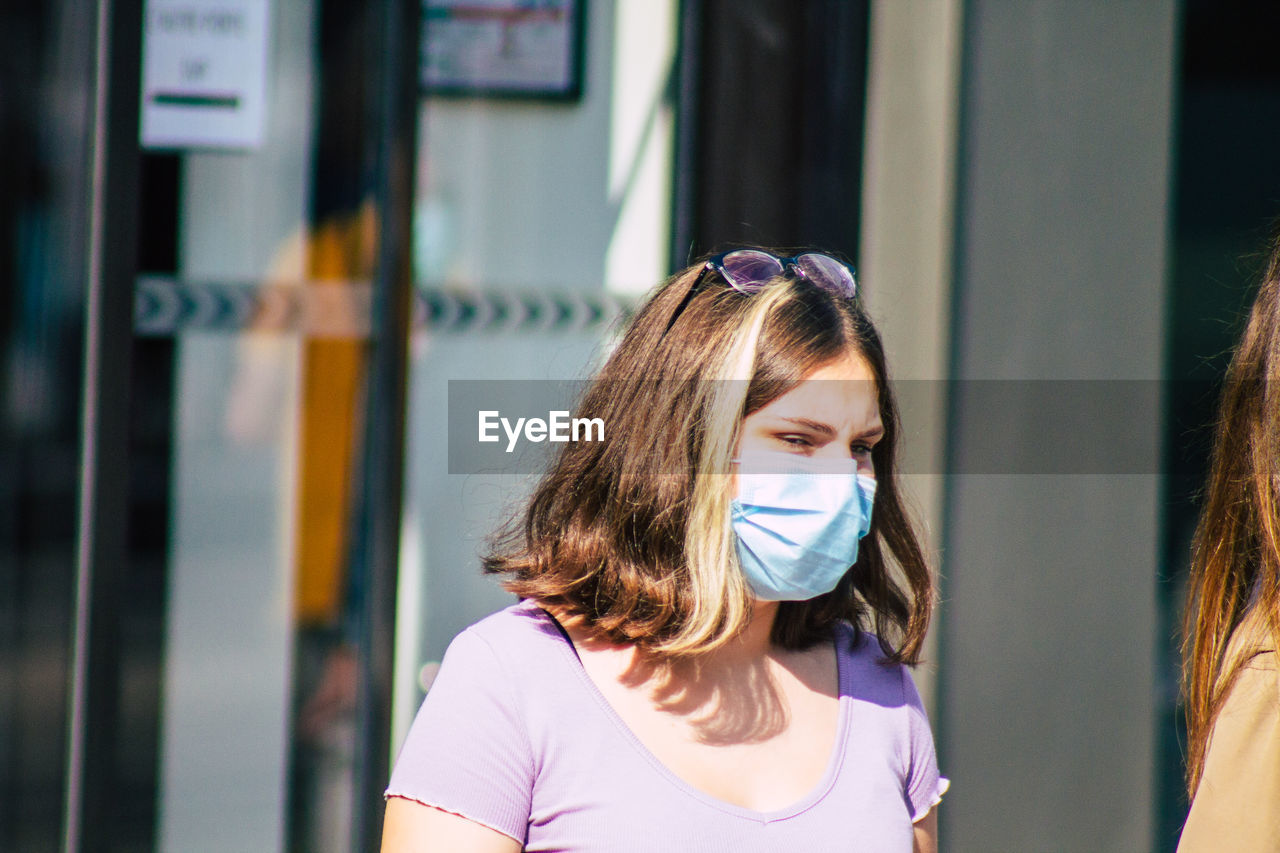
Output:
top-left (2, 1), bottom-right (417, 850)
top-left (134, 2), bottom-right (417, 849)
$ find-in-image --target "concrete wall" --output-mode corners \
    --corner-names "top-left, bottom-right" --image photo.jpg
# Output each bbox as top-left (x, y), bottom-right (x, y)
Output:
top-left (939, 2), bottom-right (1177, 850)
top-left (860, 0), bottom-right (964, 714)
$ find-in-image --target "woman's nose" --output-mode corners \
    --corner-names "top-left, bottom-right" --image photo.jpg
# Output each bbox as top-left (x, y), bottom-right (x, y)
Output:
top-left (813, 446), bottom-right (874, 478)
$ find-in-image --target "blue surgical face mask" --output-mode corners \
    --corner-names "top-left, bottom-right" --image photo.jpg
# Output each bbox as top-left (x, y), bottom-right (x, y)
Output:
top-left (730, 451), bottom-right (877, 601)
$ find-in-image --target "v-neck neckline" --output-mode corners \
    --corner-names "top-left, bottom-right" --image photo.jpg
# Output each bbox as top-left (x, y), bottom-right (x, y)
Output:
top-left (533, 603), bottom-right (852, 824)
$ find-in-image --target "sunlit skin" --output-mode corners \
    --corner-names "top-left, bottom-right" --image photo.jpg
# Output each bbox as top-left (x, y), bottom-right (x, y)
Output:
top-left (735, 351), bottom-right (883, 477)
top-left (381, 351), bottom-right (938, 853)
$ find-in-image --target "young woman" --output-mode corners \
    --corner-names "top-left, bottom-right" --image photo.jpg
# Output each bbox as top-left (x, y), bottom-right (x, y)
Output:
top-left (382, 249), bottom-right (947, 852)
top-left (1179, 244), bottom-right (1280, 851)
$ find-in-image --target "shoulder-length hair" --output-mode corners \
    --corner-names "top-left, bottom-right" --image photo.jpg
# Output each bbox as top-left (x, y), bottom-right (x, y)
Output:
top-left (483, 251), bottom-right (935, 661)
top-left (1183, 238), bottom-right (1280, 795)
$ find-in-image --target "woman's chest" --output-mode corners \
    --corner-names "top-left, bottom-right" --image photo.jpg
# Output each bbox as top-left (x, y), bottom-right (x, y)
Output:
top-left (572, 646), bottom-right (844, 813)
top-left (609, 681), bottom-right (841, 812)
top-left (521, 651), bottom-right (914, 852)
top-left (523, 706), bottom-right (912, 853)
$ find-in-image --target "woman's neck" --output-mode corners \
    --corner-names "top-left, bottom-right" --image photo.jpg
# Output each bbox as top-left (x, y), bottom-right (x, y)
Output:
top-left (699, 599), bottom-right (780, 668)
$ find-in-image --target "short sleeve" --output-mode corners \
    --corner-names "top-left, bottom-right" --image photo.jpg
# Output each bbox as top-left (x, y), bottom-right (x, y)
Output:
top-left (1177, 652), bottom-right (1280, 852)
top-left (385, 628), bottom-right (535, 843)
top-left (900, 667), bottom-right (949, 822)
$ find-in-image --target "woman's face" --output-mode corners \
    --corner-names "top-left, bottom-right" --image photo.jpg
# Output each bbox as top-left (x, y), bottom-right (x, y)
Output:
top-left (735, 351), bottom-right (883, 478)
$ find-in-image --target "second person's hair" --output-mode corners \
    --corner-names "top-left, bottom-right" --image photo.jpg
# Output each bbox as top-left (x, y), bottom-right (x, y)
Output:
top-left (1183, 238), bottom-right (1280, 795)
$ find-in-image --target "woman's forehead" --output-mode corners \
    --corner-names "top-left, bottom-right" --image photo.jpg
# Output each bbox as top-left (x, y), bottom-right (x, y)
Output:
top-left (752, 354), bottom-right (881, 427)
top-left (804, 352), bottom-right (875, 383)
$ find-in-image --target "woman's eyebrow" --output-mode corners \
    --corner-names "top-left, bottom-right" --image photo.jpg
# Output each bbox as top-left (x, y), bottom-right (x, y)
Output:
top-left (775, 417), bottom-right (836, 436)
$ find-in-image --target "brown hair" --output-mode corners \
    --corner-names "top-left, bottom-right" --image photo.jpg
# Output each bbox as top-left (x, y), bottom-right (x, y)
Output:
top-left (484, 252), bottom-right (935, 661)
top-left (1183, 238), bottom-right (1280, 795)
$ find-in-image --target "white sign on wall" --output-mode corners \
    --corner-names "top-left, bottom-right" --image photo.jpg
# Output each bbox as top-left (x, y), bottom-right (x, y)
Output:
top-left (141, 0), bottom-right (271, 150)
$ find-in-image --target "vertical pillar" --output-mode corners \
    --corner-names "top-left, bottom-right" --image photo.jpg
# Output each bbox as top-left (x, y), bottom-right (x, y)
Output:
top-left (64, 1), bottom-right (142, 850)
top-left (859, 0), bottom-right (964, 711)
top-left (941, 2), bottom-right (1176, 849)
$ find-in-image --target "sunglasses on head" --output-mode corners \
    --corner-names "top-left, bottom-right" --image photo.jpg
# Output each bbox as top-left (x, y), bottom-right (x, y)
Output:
top-left (665, 249), bottom-right (858, 334)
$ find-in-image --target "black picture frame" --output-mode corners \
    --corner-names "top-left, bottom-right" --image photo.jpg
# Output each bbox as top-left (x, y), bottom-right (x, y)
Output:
top-left (420, 0), bottom-right (585, 101)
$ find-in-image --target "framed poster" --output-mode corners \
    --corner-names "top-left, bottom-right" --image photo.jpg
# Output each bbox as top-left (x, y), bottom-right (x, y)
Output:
top-left (140, 0), bottom-right (272, 149)
top-left (421, 0), bottom-right (584, 100)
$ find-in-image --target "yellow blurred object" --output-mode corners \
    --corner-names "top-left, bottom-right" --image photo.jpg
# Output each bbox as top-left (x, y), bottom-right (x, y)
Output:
top-left (294, 200), bottom-right (378, 626)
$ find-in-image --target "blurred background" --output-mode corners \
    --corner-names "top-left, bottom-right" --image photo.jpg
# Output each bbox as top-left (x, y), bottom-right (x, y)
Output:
top-left (3, 0), bottom-right (1278, 850)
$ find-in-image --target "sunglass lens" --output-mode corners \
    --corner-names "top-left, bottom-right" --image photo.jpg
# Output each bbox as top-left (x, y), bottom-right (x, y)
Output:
top-left (795, 253), bottom-right (857, 298)
top-left (719, 250), bottom-right (785, 293)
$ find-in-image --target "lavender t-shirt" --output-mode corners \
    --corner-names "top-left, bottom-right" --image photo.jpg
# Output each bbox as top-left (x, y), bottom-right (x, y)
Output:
top-left (387, 600), bottom-right (947, 851)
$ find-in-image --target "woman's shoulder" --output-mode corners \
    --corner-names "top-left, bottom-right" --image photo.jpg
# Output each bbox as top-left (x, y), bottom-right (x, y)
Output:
top-left (830, 622), bottom-right (947, 818)
top-left (405, 600), bottom-right (573, 731)
top-left (1223, 648), bottom-right (1280, 709)
top-left (1177, 606), bottom-right (1278, 851)
top-left (1245, 648), bottom-right (1280, 671)
top-left (1177, 650), bottom-right (1280, 852)
top-left (1214, 609), bottom-right (1280, 714)
top-left (445, 599), bottom-right (568, 669)
top-left (462, 598), bottom-right (560, 640)
top-left (832, 622), bottom-right (919, 708)
top-left (1225, 602), bottom-right (1276, 655)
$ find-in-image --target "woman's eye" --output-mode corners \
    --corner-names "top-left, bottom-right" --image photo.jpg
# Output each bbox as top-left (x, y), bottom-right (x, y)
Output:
top-left (851, 442), bottom-right (875, 457)
top-left (778, 434), bottom-right (812, 448)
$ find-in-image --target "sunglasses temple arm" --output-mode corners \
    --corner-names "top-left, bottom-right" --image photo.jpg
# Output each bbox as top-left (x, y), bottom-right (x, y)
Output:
top-left (663, 267), bottom-right (710, 334)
